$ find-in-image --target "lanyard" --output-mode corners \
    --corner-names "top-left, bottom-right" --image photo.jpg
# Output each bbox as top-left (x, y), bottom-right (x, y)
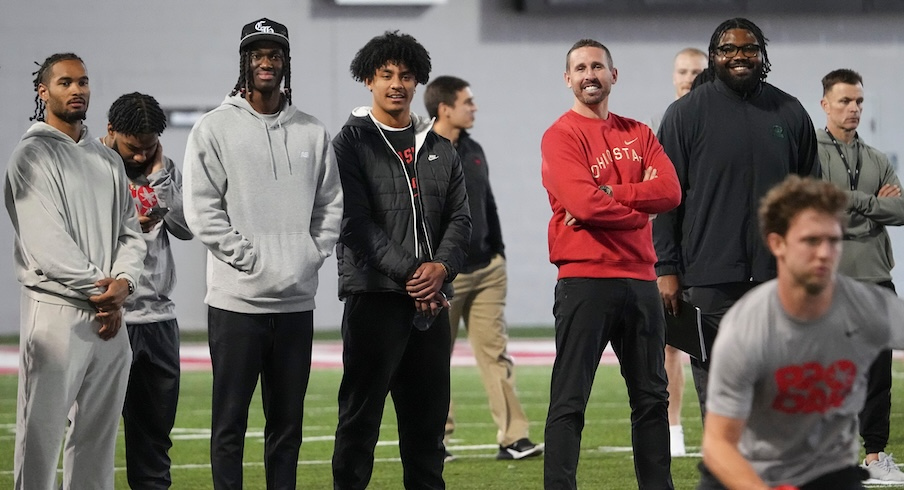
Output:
top-left (825, 128), bottom-right (861, 191)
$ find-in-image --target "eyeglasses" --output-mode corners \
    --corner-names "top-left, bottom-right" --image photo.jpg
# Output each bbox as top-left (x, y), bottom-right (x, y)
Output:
top-left (714, 44), bottom-right (760, 58)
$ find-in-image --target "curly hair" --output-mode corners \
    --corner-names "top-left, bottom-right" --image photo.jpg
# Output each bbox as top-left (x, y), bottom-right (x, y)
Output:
top-left (349, 31), bottom-right (431, 85)
top-left (30, 53), bottom-right (84, 122)
top-left (108, 92), bottom-right (167, 136)
top-left (708, 17), bottom-right (771, 82)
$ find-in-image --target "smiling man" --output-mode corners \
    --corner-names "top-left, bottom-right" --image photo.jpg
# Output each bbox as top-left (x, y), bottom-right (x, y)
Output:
top-left (183, 18), bottom-right (343, 489)
top-left (330, 31), bottom-right (470, 490)
top-left (541, 38), bottom-right (681, 489)
top-left (653, 18), bottom-right (821, 427)
top-left (816, 69), bottom-right (904, 484)
top-left (5, 53), bottom-right (145, 489)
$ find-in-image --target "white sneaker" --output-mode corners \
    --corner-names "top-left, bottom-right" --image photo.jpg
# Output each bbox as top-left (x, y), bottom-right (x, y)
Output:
top-left (862, 452), bottom-right (904, 484)
top-left (669, 425), bottom-right (686, 457)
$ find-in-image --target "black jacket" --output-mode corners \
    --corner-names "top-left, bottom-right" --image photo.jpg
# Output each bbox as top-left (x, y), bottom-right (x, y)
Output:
top-left (334, 108), bottom-right (471, 299)
top-left (653, 78), bottom-right (821, 286)
top-left (455, 131), bottom-right (504, 273)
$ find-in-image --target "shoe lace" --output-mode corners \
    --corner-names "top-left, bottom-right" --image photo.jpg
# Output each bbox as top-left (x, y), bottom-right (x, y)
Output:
top-left (875, 454), bottom-right (899, 473)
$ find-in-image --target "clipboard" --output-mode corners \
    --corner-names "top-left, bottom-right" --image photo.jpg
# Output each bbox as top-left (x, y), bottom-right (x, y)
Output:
top-left (664, 299), bottom-right (710, 362)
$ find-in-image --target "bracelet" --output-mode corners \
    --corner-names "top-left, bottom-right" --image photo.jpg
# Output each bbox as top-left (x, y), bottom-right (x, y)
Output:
top-left (436, 261), bottom-right (449, 278)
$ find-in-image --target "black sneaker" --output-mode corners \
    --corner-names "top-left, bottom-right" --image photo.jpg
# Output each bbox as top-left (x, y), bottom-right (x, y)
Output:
top-left (496, 438), bottom-right (544, 460)
top-left (444, 450), bottom-right (455, 463)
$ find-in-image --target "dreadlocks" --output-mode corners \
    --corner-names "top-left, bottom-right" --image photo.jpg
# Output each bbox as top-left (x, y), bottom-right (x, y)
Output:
top-left (230, 48), bottom-right (292, 106)
top-left (708, 17), bottom-right (771, 81)
top-left (349, 31), bottom-right (431, 85)
top-left (30, 53), bottom-right (83, 122)
top-left (108, 92), bottom-right (167, 136)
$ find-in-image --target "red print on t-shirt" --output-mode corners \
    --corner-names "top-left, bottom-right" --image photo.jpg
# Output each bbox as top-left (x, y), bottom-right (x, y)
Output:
top-left (130, 184), bottom-right (158, 216)
top-left (771, 360), bottom-right (857, 414)
top-left (397, 147), bottom-right (415, 165)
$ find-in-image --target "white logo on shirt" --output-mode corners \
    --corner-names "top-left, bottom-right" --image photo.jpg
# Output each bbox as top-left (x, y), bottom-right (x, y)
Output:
top-left (300, 151), bottom-right (310, 158)
top-left (428, 154), bottom-right (439, 161)
top-left (624, 138), bottom-right (638, 145)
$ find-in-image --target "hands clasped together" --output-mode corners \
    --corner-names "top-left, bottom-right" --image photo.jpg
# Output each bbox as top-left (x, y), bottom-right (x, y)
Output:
top-left (406, 261), bottom-right (450, 318)
top-left (88, 277), bottom-right (131, 340)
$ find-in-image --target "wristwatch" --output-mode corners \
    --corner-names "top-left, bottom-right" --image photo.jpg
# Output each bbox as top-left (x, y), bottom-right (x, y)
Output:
top-left (599, 185), bottom-right (613, 196)
top-left (124, 278), bottom-right (135, 295)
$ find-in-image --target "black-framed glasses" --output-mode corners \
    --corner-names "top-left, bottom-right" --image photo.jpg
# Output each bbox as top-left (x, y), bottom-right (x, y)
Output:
top-left (714, 44), bottom-right (760, 58)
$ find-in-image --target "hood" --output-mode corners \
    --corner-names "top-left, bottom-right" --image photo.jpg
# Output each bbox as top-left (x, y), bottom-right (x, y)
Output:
top-left (222, 94), bottom-right (298, 126)
top-left (345, 106), bottom-right (434, 136)
top-left (344, 107), bottom-right (436, 161)
top-left (222, 94), bottom-right (298, 178)
top-left (23, 122), bottom-right (92, 146)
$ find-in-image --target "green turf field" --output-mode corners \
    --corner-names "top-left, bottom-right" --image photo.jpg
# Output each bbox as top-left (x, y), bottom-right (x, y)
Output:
top-left (1, 360), bottom-right (903, 488)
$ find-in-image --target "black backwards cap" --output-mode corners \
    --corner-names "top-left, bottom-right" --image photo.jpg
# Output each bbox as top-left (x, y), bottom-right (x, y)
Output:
top-left (240, 18), bottom-right (289, 51)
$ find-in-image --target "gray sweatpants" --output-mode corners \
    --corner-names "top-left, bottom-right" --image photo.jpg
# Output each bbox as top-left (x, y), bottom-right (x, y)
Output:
top-left (14, 293), bottom-right (132, 490)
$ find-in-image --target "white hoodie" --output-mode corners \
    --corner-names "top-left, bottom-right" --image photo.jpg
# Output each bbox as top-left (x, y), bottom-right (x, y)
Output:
top-left (4, 123), bottom-right (146, 310)
top-left (183, 95), bottom-right (343, 314)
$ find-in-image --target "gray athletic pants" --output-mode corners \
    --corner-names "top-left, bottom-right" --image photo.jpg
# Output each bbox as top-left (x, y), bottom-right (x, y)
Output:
top-left (14, 293), bottom-right (132, 490)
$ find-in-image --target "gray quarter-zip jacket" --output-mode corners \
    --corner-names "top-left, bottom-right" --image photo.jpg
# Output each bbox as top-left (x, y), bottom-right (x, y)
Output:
top-left (817, 128), bottom-right (904, 283)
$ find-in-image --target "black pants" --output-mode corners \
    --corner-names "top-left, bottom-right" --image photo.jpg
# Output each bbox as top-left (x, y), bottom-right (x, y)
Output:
top-left (332, 292), bottom-right (450, 490)
top-left (543, 278), bottom-right (672, 490)
top-left (208, 307), bottom-right (314, 490)
top-left (685, 282), bottom-right (759, 421)
top-left (861, 281), bottom-right (895, 454)
top-left (697, 461), bottom-right (866, 489)
top-left (123, 320), bottom-right (181, 490)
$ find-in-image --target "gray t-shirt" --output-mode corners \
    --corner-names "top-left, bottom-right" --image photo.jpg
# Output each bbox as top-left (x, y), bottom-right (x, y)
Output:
top-left (706, 276), bottom-right (904, 486)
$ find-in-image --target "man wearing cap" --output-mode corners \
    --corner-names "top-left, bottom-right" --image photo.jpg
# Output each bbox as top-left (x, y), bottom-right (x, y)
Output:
top-left (183, 17), bottom-right (343, 489)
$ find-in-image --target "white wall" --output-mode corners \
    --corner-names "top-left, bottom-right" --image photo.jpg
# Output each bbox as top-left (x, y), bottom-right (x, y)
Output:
top-left (1, 1), bottom-right (904, 333)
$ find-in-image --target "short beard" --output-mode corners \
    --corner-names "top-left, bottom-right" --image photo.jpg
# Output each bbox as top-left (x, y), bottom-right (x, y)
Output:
top-left (54, 108), bottom-right (87, 124)
top-left (574, 85), bottom-right (606, 106)
top-left (124, 162), bottom-right (151, 180)
top-left (802, 281), bottom-right (826, 296)
top-left (715, 64), bottom-right (762, 96)
top-left (112, 140), bottom-right (152, 179)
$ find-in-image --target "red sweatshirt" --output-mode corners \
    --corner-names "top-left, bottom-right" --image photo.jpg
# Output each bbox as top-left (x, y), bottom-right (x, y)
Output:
top-left (541, 110), bottom-right (681, 280)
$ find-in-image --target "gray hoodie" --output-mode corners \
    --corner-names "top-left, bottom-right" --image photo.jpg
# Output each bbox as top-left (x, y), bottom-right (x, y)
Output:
top-left (122, 156), bottom-right (193, 324)
top-left (5, 123), bottom-right (146, 310)
top-left (183, 95), bottom-right (343, 314)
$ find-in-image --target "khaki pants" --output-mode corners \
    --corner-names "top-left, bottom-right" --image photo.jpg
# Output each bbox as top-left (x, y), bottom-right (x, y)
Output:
top-left (15, 293), bottom-right (132, 490)
top-left (446, 254), bottom-right (530, 446)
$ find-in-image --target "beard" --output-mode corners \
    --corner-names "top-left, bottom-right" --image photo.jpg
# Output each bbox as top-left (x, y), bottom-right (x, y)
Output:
top-left (52, 107), bottom-right (87, 124)
top-left (572, 83), bottom-right (608, 106)
top-left (714, 61), bottom-right (762, 96)
top-left (124, 162), bottom-right (152, 180)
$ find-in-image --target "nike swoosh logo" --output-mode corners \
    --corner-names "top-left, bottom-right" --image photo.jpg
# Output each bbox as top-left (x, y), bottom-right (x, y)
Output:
top-left (624, 138), bottom-right (638, 145)
top-left (428, 154), bottom-right (439, 161)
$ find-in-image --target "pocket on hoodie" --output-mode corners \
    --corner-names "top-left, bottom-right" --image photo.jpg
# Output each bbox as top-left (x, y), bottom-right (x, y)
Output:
top-left (212, 232), bottom-right (324, 299)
